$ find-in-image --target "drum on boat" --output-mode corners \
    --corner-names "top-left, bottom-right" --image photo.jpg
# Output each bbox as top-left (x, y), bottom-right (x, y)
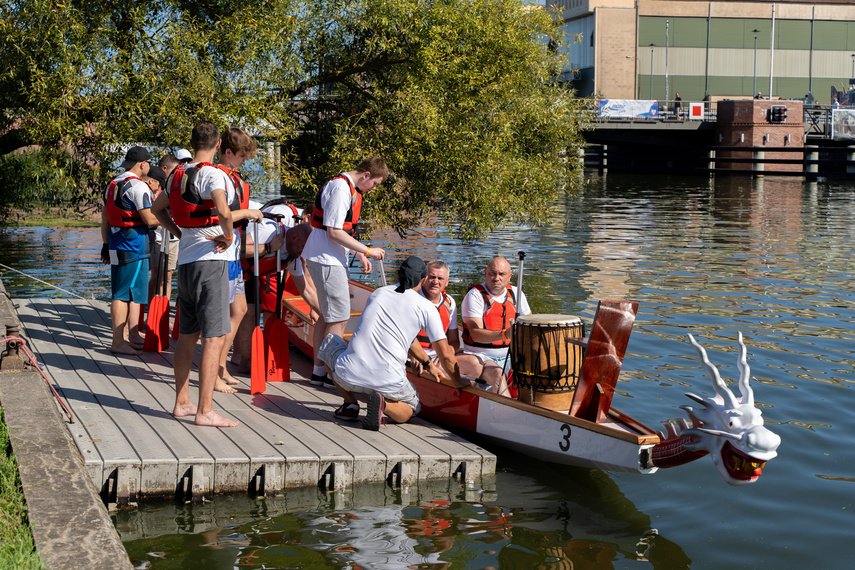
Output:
top-left (510, 314), bottom-right (585, 412)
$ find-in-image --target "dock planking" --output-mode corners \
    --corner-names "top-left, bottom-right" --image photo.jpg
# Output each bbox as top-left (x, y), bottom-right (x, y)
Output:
top-left (13, 297), bottom-right (495, 507)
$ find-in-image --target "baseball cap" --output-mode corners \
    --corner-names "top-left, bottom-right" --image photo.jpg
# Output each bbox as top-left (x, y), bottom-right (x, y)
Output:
top-left (395, 256), bottom-right (427, 293)
top-left (120, 146), bottom-right (151, 170)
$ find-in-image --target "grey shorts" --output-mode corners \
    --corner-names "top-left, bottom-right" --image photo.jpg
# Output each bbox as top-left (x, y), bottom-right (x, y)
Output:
top-left (317, 334), bottom-right (421, 413)
top-left (306, 261), bottom-right (351, 323)
top-left (177, 260), bottom-right (230, 338)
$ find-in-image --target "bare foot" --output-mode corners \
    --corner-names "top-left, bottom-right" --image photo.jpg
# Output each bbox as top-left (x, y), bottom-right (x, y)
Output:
top-left (221, 372), bottom-right (241, 385)
top-left (110, 342), bottom-right (141, 355)
top-left (195, 411), bottom-right (239, 427)
top-left (173, 403), bottom-right (197, 417)
top-left (214, 379), bottom-right (238, 394)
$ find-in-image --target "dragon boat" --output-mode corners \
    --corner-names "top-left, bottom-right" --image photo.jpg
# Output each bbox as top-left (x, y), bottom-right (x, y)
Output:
top-left (280, 280), bottom-right (780, 485)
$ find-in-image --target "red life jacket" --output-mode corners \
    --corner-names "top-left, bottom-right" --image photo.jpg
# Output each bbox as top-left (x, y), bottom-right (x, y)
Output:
top-left (461, 284), bottom-right (517, 348)
top-left (104, 174), bottom-right (147, 228)
top-left (310, 175), bottom-right (362, 236)
top-left (216, 164), bottom-right (250, 229)
top-left (168, 162), bottom-right (240, 228)
top-left (417, 291), bottom-right (453, 349)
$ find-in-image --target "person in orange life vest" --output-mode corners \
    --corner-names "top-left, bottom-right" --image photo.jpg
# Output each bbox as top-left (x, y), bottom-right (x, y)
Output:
top-left (151, 121), bottom-right (256, 428)
top-left (407, 260), bottom-right (460, 375)
top-left (234, 221), bottom-right (320, 373)
top-left (457, 256), bottom-right (531, 397)
top-left (147, 155), bottom-right (181, 303)
top-left (100, 145), bottom-right (158, 356)
top-left (210, 127), bottom-right (267, 393)
top-left (302, 157), bottom-right (389, 388)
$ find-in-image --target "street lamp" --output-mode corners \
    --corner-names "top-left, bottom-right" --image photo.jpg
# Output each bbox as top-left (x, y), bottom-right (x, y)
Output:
top-left (649, 44), bottom-right (654, 99)
top-left (753, 30), bottom-right (759, 97)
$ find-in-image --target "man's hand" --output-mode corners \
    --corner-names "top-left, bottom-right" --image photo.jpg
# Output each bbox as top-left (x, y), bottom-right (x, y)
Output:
top-left (355, 251), bottom-right (372, 274)
top-left (407, 357), bottom-right (424, 375)
top-left (207, 234), bottom-right (233, 253)
top-left (426, 360), bottom-right (449, 383)
top-left (100, 244), bottom-right (110, 264)
top-left (366, 247), bottom-right (386, 260)
top-left (268, 233), bottom-right (284, 254)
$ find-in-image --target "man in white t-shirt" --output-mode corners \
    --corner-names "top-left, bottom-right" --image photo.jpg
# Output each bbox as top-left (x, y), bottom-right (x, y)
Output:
top-left (302, 158), bottom-right (389, 388)
top-left (457, 257), bottom-right (531, 397)
top-left (317, 256), bottom-right (468, 431)
top-left (152, 121), bottom-right (250, 428)
top-left (100, 145), bottom-right (158, 355)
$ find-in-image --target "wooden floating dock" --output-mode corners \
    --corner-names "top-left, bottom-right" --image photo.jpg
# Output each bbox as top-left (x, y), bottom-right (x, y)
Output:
top-left (13, 297), bottom-right (495, 507)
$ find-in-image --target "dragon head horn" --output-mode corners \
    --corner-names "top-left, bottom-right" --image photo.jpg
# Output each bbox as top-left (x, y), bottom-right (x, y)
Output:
top-left (686, 333), bottom-right (740, 410)
top-left (735, 332), bottom-right (755, 408)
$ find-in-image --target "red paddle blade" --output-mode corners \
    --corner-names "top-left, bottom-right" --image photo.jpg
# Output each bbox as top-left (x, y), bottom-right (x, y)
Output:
top-left (265, 317), bottom-right (290, 382)
top-left (270, 318), bottom-right (290, 382)
top-left (142, 297), bottom-right (161, 352)
top-left (250, 326), bottom-right (266, 394)
top-left (171, 298), bottom-right (180, 339)
top-left (158, 297), bottom-right (170, 351)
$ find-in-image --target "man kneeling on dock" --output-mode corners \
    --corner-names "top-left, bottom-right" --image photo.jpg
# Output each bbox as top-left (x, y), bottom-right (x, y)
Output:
top-left (317, 256), bottom-right (468, 430)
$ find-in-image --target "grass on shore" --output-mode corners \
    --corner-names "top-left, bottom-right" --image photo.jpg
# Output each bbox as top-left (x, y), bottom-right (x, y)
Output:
top-left (0, 406), bottom-right (44, 569)
top-left (3, 204), bottom-right (101, 228)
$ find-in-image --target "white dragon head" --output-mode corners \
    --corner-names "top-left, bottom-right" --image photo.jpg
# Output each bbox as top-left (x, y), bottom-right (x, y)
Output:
top-left (678, 332), bottom-right (781, 485)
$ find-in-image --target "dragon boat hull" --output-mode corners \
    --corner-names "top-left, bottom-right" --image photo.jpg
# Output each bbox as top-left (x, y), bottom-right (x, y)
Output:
top-left (281, 280), bottom-right (662, 475)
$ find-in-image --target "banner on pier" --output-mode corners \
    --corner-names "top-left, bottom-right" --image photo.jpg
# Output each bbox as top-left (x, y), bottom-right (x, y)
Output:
top-left (598, 100), bottom-right (658, 119)
top-left (831, 109), bottom-right (855, 140)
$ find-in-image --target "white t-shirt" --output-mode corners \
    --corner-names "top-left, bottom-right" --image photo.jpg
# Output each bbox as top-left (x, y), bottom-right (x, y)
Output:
top-left (176, 164), bottom-right (234, 265)
top-left (419, 289), bottom-right (458, 359)
top-left (461, 284), bottom-right (531, 359)
top-left (335, 286), bottom-right (446, 393)
top-left (301, 173), bottom-right (357, 267)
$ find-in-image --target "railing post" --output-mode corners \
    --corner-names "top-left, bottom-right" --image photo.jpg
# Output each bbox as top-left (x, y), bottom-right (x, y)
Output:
top-left (805, 145), bottom-right (819, 180)
top-left (753, 149), bottom-right (765, 176)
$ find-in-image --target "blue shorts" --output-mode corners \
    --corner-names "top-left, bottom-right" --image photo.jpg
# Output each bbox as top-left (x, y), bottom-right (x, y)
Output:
top-left (111, 259), bottom-right (148, 303)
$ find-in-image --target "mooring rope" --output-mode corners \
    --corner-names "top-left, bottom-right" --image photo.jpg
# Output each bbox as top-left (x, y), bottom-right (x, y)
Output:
top-left (2, 335), bottom-right (75, 424)
top-left (0, 263), bottom-right (88, 300)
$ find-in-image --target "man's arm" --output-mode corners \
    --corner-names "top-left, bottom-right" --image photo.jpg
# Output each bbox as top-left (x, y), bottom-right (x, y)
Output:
top-left (462, 316), bottom-right (509, 345)
top-left (446, 327), bottom-right (460, 353)
top-left (100, 208), bottom-right (110, 264)
top-left (292, 270), bottom-right (321, 317)
top-left (433, 338), bottom-right (467, 389)
top-left (137, 208), bottom-right (159, 227)
top-left (209, 188), bottom-right (233, 252)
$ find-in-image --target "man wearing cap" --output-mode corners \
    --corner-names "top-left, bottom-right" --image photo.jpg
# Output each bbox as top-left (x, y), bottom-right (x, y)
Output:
top-left (100, 145), bottom-right (158, 355)
top-left (175, 148), bottom-right (193, 164)
top-left (317, 256), bottom-right (468, 431)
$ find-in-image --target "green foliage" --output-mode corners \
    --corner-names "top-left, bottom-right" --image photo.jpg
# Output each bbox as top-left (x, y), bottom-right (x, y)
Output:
top-left (0, 149), bottom-right (97, 222)
top-left (1, 0), bottom-right (585, 239)
top-left (0, 407), bottom-right (44, 570)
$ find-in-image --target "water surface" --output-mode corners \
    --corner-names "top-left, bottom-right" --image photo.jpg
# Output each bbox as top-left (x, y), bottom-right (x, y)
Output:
top-left (2, 173), bottom-right (854, 568)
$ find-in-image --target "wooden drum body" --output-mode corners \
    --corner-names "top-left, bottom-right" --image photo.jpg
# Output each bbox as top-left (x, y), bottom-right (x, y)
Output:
top-left (511, 314), bottom-right (585, 412)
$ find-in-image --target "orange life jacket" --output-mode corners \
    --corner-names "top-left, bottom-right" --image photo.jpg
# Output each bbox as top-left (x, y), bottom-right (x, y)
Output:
top-left (168, 162), bottom-right (239, 228)
top-left (310, 175), bottom-right (362, 236)
top-left (104, 175), bottom-right (146, 228)
top-left (417, 291), bottom-right (453, 349)
top-left (461, 284), bottom-right (516, 348)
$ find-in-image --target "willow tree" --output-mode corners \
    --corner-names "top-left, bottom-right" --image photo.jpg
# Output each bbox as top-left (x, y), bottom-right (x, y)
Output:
top-left (1, 0), bottom-right (585, 238)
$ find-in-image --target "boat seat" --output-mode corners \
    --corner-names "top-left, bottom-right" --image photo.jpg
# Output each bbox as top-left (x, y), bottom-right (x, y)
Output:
top-left (568, 300), bottom-right (638, 423)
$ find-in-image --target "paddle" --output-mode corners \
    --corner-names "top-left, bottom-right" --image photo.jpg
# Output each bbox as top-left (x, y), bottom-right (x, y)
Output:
top-left (250, 221), bottom-right (266, 394)
top-left (503, 251), bottom-right (525, 399)
top-left (158, 235), bottom-right (171, 350)
top-left (378, 257), bottom-right (387, 287)
top-left (143, 228), bottom-right (167, 352)
top-left (265, 231), bottom-right (290, 383)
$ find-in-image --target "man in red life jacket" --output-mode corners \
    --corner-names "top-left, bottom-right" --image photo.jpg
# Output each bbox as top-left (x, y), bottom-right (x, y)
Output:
top-left (147, 155), bottom-right (181, 303)
top-left (302, 157), bottom-right (389, 388)
top-left (100, 145), bottom-right (158, 355)
top-left (457, 257), bottom-right (531, 397)
top-left (151, 121), bottom-right (260, 428)
top-left (408, 260), bottom-right (460, 373)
